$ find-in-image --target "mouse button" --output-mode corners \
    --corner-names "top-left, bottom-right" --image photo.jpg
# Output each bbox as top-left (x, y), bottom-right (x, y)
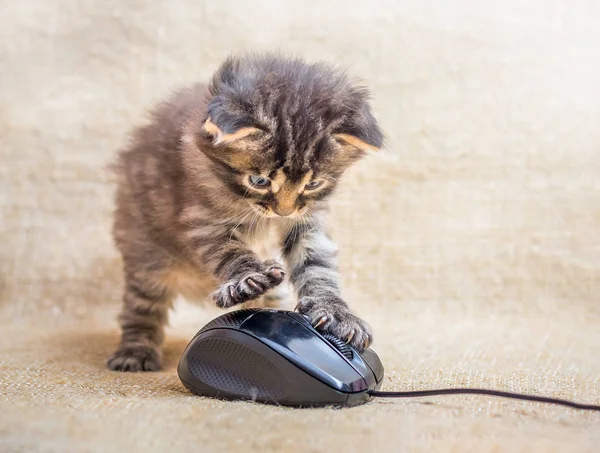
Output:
top-left (345, 350), bottom-right (377, 382)
top-left (238, 310), bottom-right (292, 333)
top-left (240, 312), bottom-right (367, 393)
top-left (360, 349), bottom-right (385, 383)
top-left (286, 313), bottom-right (377, 385)
top-left (199, 308), bottom-right (261, 335)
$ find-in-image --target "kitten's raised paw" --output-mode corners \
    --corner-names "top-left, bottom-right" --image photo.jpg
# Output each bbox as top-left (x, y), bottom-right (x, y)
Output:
top-left (213, 262), bottom-right (286, 308)
top-left (296, 298), bottom-right (373, 352)
top-left (107, 345), bottom-right (162, 372)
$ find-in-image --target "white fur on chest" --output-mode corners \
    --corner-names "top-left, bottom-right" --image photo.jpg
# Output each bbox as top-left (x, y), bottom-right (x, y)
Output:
top-left (243, 218), bottom-right (285, 263)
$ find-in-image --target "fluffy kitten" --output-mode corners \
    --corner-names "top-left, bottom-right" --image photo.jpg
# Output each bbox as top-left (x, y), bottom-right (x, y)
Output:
top-left (107, 54), bottom-right (384, 372)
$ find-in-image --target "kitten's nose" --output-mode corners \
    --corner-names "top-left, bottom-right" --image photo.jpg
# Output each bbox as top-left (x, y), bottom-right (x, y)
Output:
top-left (274, 186), bottom-right (297, 217)
top-left (273, 205), bottom-right (295, 217)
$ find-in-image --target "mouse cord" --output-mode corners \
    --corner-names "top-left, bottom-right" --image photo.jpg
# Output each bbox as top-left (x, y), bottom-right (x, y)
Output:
top-left (369, 388), bottom-right (600, 411)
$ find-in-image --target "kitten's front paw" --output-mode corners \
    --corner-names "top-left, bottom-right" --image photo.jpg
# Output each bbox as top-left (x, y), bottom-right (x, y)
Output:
top-left (107, 345), bottom-right (162, 372)
top-left (296, 297), bottom-right (373, 352)
top-left (213, 261), bottom-right (286, 308)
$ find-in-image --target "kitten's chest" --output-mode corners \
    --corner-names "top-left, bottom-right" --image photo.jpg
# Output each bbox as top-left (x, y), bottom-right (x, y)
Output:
top-left (242, 219), bottom-right (285, 262)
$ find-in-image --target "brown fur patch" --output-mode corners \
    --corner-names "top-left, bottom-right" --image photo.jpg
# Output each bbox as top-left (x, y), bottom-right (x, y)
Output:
top-left (228, 151), bottom-right (257, 169)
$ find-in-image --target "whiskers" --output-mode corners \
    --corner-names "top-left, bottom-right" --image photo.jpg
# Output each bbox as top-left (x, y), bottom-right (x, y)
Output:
top-left (228, 208), bottom-right (254, 240)
top-left (222, 187), bottom-right (264, 240)
top-left (248, 210), bottom-right (261, 236)
top-left (245, 203), bottom-right (273, 241)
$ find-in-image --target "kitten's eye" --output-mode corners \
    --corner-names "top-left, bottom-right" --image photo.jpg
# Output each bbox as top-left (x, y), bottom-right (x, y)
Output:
top-left (305, 180), bottom-right (323, 190)
top-left (249, 175), bottom-right (271, 188)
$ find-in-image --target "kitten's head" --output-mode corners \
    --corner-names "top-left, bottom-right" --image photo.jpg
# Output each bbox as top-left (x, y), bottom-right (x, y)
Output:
top-left (196, 53), bottom-right (383, 218)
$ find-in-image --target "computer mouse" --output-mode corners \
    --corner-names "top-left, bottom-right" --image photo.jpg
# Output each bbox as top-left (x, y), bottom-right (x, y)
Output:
top-left (177, 308), bottom-right (384, 407)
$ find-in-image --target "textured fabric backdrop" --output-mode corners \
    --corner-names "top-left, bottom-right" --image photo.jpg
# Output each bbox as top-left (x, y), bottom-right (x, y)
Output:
top-left (1, 0), bottom-right (599, 452)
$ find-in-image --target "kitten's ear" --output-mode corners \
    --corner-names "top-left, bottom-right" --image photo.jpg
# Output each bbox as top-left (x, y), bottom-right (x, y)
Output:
top-left (334, 96), bottom-right (384, 153)
top-left (333, 133), bottom-right (381, 153)
top-left (202, 118), bottom-right (262, 146)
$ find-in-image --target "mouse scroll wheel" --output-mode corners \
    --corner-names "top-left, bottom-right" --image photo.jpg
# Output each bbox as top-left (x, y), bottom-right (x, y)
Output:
top-left (322, 333), bottom-right (354, 360)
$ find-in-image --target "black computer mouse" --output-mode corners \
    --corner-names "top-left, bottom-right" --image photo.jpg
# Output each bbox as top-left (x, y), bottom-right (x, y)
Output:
top-left (177, 308), bottom-right (384, 407)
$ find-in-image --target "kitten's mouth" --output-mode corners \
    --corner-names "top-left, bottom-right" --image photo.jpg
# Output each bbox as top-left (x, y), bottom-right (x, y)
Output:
top-left (250, 202), bottom-right (305, 219)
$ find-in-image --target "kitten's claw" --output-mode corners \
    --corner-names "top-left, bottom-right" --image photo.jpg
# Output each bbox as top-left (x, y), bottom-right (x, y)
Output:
top-left (313, 315), bottom-right (328, 329)
top-left (346, 331), bottom-right (354, 344)
top-left (213, 282), bottom-right (239, 308)
top-left (296, 297), bottom-right (373, 352)
top-left (246, 278), bottom-right (262, 291)
top-left (268, 267), bottom-right (284, 281)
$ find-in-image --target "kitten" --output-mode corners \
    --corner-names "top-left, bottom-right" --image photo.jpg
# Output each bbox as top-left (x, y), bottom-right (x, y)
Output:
top-left (107, 54), bottom-right (384, 372)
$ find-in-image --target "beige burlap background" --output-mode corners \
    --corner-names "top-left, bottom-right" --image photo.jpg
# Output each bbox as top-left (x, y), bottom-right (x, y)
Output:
top-left (1, 0), bottom-right (599, 451)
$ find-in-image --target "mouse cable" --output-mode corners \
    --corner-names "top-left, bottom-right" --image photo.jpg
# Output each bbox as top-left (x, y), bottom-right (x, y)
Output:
top-left (369, 388), bottom-right (600, 411)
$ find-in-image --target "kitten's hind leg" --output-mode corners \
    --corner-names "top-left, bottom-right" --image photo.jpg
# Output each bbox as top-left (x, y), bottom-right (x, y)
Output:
top-left (107, 268), bottom-right (174, 372)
